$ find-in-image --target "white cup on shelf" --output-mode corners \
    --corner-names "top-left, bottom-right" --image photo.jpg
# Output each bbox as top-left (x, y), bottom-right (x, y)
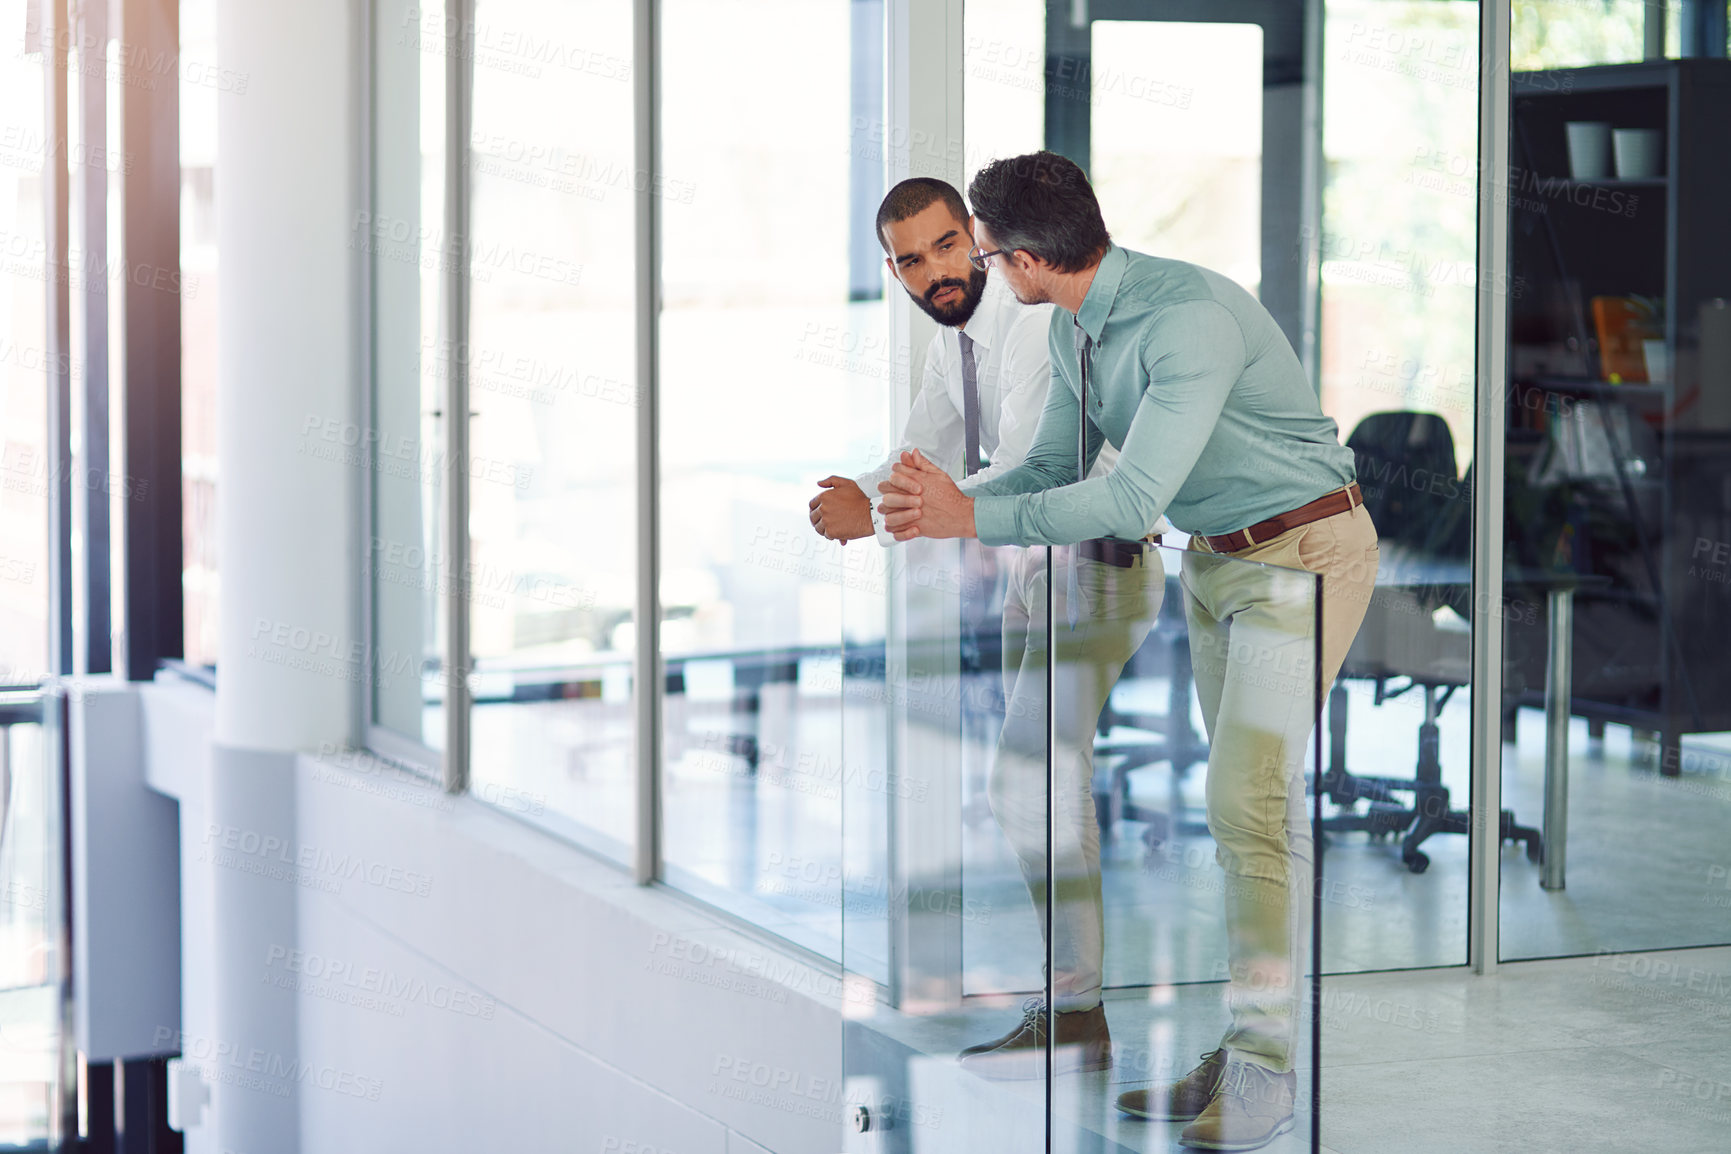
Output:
top-left (1565, 121), bottom-right (1612, 180)
top-left (1641, 339), bottom-right (1668, 384)
top-left (1613, 128), bottom-right (1663, 179)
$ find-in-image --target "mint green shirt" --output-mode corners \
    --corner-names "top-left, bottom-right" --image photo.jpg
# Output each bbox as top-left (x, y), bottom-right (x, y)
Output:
top-left (971, 245), bottom-right (1356, 543)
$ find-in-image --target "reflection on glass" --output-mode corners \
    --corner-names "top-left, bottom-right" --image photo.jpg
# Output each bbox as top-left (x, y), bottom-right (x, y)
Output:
top-left (1090, 22), bottom-right (1263, 292)
top-left (656, 0), bottom-right (882, 949)
top-left (839, 541), bottom-right (1328, 1153)
top-left (462, 0), bottom-right (637, 862)
top-left (370, 0), bottom-right (449, 753)
top-left (964, 0), bottom-right (1045, 168)
top-left (1314, 0), bottom-right (1480, 974)
top-left (1501, 10), bottom-right (1731, 959)
top-left (1511, 0), bottom-right (1658, 70)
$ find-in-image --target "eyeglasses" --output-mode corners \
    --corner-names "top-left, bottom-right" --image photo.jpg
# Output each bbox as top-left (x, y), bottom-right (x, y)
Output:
top-left (967, 244), bottom-right (1008, 272)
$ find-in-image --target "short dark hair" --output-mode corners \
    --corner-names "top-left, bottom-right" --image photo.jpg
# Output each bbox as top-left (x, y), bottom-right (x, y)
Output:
top-left (875, 178), bottom-right (970, 253)
top-left (967, 152), bottom-right (1110, 273)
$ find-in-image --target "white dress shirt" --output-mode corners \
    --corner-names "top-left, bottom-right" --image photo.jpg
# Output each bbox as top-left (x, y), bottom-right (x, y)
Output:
top-left (858, 273), bottom-right (1151, 546)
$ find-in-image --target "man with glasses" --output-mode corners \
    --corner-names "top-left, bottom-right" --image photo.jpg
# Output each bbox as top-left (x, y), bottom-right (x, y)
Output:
top-left (879, 152), bottom-right (1378, 1152)
top-left (810, 177), bottom-right (1167, 1085)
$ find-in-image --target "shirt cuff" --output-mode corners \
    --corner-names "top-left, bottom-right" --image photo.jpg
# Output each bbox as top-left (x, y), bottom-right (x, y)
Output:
top-left (972, 494), bottom-right (1020, 547)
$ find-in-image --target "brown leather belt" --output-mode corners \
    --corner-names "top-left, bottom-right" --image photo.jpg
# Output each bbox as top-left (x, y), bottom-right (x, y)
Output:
top-left (1200, 483), bottom-right (1363, 553)
top-left (1079, 535), bottom-right (1162, 568)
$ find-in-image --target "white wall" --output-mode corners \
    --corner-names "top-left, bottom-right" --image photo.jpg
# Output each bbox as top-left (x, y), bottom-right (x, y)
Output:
top-left (140, 679), bottom-right (841, 1154)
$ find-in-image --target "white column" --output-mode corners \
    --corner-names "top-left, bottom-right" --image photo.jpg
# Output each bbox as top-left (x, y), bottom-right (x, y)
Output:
top-left (214, 0), bottom-right (361, 751)
top-left (205, 2), bottom-right (362, 1150)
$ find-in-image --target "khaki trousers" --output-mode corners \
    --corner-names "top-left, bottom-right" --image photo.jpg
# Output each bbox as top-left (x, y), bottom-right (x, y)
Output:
top-left (988, 547), bottom-right (1165, 1011)
top-left (1181, 501), bottom-right (1379, 1071)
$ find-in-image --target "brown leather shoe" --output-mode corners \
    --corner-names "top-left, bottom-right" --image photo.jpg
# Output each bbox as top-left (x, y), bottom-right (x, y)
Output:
top-left (1115, 1048), bottom-right (1228, 1121)
top-left (1178, 1057), bottom-right (1295, 1151)
top-left (956, 999), bottom-right (1111, 1080)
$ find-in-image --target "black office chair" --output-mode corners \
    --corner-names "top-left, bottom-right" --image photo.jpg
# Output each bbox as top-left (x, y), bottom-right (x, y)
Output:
top-left (1317, 412), bottom-right (1543, 871)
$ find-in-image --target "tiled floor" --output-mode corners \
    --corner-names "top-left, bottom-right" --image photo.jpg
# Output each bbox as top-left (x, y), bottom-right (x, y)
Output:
top-left (1311, 946), bottom-right (1731, 1154)
top-left (852, 945), bottom-right (1731, 1152)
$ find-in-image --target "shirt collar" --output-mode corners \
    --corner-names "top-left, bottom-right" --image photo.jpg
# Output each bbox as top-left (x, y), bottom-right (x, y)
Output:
top-left (956, 272), bottom-right (1011, 352)
top-left (1073, 244), bottom-right (1127, 344)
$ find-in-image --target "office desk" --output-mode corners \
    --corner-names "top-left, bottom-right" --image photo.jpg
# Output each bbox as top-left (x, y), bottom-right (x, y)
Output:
top-left (1374, 549), bottom-right (1606, 889)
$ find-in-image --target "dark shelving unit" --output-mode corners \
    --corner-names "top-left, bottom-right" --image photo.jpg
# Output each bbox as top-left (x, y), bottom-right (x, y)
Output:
top-left (1508, 59), bottom-right (1731, 770)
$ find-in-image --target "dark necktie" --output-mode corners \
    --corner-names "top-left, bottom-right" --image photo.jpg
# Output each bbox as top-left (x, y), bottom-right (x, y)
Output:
top-left (958, 330), bottom-right (982, 477)
top-left (1066, 321), bottom-right (1095, 629)
top-left (1073, 323), bottom-right (1091, 485)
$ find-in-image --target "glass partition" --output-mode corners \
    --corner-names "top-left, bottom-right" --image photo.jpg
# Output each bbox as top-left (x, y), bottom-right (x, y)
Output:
top-left (1499, 0), bottom-right (1731, 960)
top-left (461, 0), bottom-right (639, 862)
top-left (1314, 0), bottom-right (1482, 974)
top-left (0, 0), bottom-right (50, 682)
top-left (968, 1), bottom-right (1486, 984)
top-left (369, 0), bottom-right (451, 761)
top-left (654, 0), bottom-right (884, 952)
top-left (841, 540), bottom-right (1324, 1153)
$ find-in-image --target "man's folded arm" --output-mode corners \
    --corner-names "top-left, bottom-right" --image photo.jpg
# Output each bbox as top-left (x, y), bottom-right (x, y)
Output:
top-left (965, 350), bottom-right (1090, 501)
top-left (857, 337), bottom-right (963, 544)
top-left (972, 299), bottom-right (1246, 546)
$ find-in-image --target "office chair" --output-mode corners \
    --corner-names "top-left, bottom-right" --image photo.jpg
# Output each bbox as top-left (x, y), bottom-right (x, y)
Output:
top-left (1317, 412), bottom-right (1544, 872)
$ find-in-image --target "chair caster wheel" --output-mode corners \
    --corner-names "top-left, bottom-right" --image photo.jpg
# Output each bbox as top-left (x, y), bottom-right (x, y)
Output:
top-left (1403, 850), bottom-right (1430, 874)
top-left (1526, 839), bottom-right (1544, 864)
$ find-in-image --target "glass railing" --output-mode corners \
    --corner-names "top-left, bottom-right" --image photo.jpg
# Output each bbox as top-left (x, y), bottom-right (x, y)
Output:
top-left (838, 538), bottom-right (1324, 1153)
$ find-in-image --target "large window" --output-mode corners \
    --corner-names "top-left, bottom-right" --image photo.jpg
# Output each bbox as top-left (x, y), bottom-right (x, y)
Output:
top-left (655, 0), bottom-right (883, 951)
top-left (0, 0), bottom-right (50, 683)
top-left (369, 0), bottom-right (452, 760)
top-left (181, 0), bottom-right (220, 667)
top-left (463, 0), bottom-right (639, 861)
top-left (1498, 0), bottom-right (1731, 960)
top-left (362, 0), bottom-right (1731, 989)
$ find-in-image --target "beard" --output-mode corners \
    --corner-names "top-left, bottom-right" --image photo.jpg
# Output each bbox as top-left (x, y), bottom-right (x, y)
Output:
top-left (910, 265), bottom-right (988, 327)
